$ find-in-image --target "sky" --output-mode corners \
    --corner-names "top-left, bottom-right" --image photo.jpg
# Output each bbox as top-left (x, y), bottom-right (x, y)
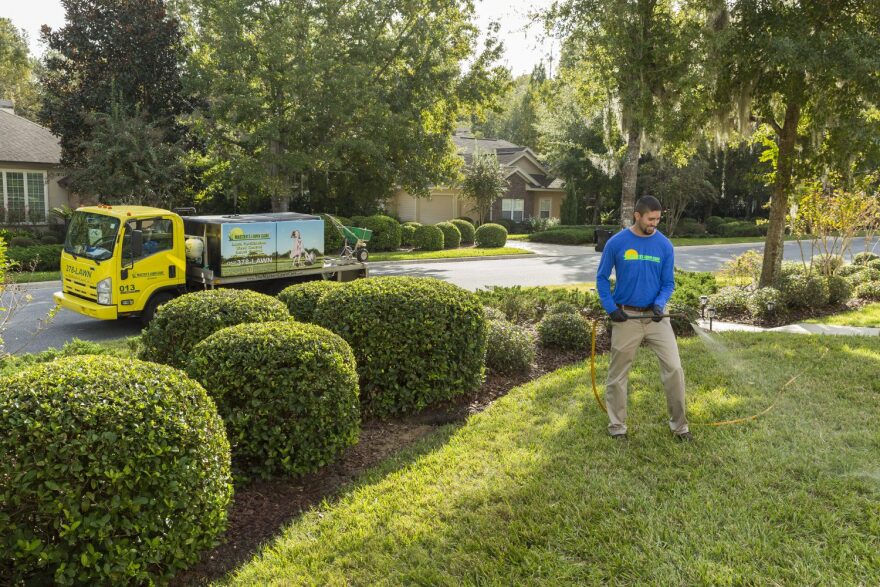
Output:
top-left (4, 0), bottom-right (557, 77)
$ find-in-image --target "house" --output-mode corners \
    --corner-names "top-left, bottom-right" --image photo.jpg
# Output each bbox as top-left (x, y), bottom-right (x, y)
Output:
top-left (0, 99), bottom-right (70, 225)
top-left (389, 130), bottom-right (566, 225)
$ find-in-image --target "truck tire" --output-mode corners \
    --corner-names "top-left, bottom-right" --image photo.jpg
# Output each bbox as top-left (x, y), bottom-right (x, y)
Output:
top-left (141, 292), bottom-right (176, 326)
top-left (355, 248), bottom-right (369, 262)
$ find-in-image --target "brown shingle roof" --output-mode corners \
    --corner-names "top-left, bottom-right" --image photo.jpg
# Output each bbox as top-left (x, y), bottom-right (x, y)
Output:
top-left (0, 111), bottom-right (62, 165)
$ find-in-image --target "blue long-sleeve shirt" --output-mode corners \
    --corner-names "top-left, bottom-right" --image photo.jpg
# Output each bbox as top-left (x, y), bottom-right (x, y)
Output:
top-left (595, 228), bottom-right (675, 314)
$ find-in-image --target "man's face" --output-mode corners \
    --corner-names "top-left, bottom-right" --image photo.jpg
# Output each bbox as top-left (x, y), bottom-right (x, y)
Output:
top-left (633, 210), bottom-right (661, 235)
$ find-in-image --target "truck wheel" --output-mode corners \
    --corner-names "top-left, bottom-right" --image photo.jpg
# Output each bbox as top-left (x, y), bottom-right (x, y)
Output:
top-left (356, 248), bottom-right (369, 263)
top-left (141, 292), bottom-right (175, 326)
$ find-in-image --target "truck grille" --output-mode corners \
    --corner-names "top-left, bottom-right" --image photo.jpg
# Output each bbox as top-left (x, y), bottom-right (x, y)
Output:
top-left (64, 277), bottom-right (98, 302)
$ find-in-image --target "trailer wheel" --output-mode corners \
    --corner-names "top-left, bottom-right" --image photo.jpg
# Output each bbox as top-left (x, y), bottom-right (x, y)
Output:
top-left (141, 292), bottom-right (176, 326)
top-left (355, 248), bottom-right (369, 263)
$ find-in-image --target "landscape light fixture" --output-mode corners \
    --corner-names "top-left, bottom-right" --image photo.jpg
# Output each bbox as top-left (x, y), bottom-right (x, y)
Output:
top-left (767, 300), bottom-right (776, 313)
top-left (700, 295), bottom-right (709, 319)
top-left (707, 306), bottom-right (716, 332)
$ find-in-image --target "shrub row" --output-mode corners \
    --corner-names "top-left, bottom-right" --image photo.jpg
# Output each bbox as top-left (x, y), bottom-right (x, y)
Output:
top-left (6, 244), bottom-right (64, 272)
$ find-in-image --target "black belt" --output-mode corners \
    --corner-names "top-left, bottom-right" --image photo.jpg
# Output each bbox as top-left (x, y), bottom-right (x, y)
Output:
top-left (621, 305), bottom-right (652, 312)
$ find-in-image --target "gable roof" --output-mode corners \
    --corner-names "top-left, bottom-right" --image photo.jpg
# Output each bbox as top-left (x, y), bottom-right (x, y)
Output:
top-left (452, 131), bottom-right (563, 190)
top-left (0, 111), bottom-right (62, 165)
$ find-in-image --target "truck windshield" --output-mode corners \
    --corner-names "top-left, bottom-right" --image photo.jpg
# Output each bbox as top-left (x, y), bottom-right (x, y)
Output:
top-left (63, 212), bottom-right (121, 261)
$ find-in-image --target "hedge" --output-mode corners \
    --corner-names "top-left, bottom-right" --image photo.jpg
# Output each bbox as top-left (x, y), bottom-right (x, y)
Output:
top-left (451, 219), bottom-right (475, 244)
top-left (188, 321), bottom-right (360, 478)
top-left (7, 244), bottom-right (64, 272)
top-left (350, 215), bottom-right (401, 251)
top-left (0, 356), bottom-right (232, 585)
top-left (312, 277), bottom-right (487, 416)
top-left (401, 223), bottom-right (420, 247)
top-left (475, 223), bottom-right (507, 248)
top-left (528, 228), bottom-right (592, 245)
top-left (277, 280), bottom-right (341, 322)
top-left (138, 289), bottom-right (290, 368)
top-left (435, 221), bottom-right (461, 249)
top-left (413, 224), bottom-right (444, 251)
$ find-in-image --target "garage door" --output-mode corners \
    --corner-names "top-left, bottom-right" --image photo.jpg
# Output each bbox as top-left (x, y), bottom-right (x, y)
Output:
top-left (419, 195), bottom-right (455, 224)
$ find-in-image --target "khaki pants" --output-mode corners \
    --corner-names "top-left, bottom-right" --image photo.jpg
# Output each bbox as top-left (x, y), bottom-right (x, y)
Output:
top-left (606, 316), bottom-right (688, 435)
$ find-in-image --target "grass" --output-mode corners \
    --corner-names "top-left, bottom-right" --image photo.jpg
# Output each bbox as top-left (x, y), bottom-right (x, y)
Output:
top-left (8, 270), bottom-right (61, 283)
top-left (369, 247), bottom-right (531, 261)
top-left (224, 332), bottom-right (880, 585)
top-left (805, 302), bottom-right (880, 328)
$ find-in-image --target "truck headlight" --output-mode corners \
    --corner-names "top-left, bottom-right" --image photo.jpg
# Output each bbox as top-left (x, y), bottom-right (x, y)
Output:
top-left (97, 278), bottom-right (112, 305)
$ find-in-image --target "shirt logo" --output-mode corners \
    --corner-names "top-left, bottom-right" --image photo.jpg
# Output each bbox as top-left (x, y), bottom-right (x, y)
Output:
top-left (623, 248), bottom-right (661, 263)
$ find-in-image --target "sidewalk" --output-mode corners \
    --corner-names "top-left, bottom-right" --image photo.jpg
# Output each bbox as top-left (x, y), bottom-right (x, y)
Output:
top-left (696, 318), bottom-right (880, 337)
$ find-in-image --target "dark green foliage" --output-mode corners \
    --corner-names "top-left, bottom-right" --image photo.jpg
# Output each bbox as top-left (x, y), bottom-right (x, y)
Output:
top-left (867, 259), bottom-right (880, 271)
top-left (187, 321), bottom-right (360, 478)
top-left (6, 244), bottom-right (64, 271)
top-left (528, 227), bottom-right (592, 244)
top-left (854, 281), bottom-right (880, 300)
top-left (476, 286), bottom-right (604, 323)
top-left (138, 289), bottom-right (289, 368)
top-left (277, 280), bottom-right (341, 322)
top-left (717, 221), bottom-right (765, 237)
top-left (673, 219), bottom-right (707, 237)
top-left (485, 319), bottom-right (535, 374)
top-left (778, 273), bottom-right (831, 309)
top-left (705, 216), bottom-right (725, 233)
top-left (474, 223), bottom-right (508, 248)
top-left (853, 252), bottom-right (879, 266)
top-left (825, 275), bottom-right (853, 305)
top-left (709, 286), bottom-right (750, 316)
top-left (435, 221), bottom-right (461, 249)
top-left (320, 214), bottom-right (351, 255)
top-left (537, 312), bottom-right (591, 351)
top-left (8, 236), bottom-right (36, 247)
top-left (547, 302), bottom-right (580, 315)
top-left (401, 223), bottom-right (419, 247)
top-left (836, 264), bottom-right (864, 277)
top-left (0, 356), bottom-right (232, 586)
top-left (747, 287), bottom-right (786, 322)
top-left (39, 234), bottom-right (60, 245)
top-left (350, 215), bottom-right (401, 251)
top-left (670, 270), bottom-right (719, 311)
top-left (312, 277), bottom-right (487, 416)
top-left (0, 338), bottom-right (130, 377)
top-left (451, 219), bottom-right (475, 244)
top-left (413, 224), bottom-right (444, 251)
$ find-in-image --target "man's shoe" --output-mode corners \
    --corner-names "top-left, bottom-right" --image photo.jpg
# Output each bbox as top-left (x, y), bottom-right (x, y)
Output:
top-left (674, 431), bottom-right (694, 443)
top-left (610, 433), bottom-right (628, 441)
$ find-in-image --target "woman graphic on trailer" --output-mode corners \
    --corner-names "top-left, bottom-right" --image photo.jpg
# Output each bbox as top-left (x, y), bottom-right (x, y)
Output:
top-left (290, 229), bottom-right (314, 267)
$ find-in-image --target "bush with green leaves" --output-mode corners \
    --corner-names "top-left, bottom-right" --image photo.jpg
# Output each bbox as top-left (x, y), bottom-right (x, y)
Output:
top-left (39, 234), bottom-right (60, 245)
top-left (139, 289), bottom-right (289, 368)
top-left (6, 244), bottom-right (64, 271)
top-left (547, 301), bottom-right (580, 315)
top-left (188, 321), bottom-right (359, 477)
top-left (705, 216), bottom-right (725, 234)
top-left (845, 267), bottom-right (880, 285)
top-left (853, 252), bottom-right (879, 266)
top-left (474, 223), bottom-right (508, 248)
top-left (717, 221), bottom-right (764, 237)
top-left (451, 219), bottom-right (475, 244)
top-left (528, 227), bottom-right (592, 245)
top-left (778, 273), bottom-right (830, 308)
top-left (485, 319), bottom-right (535, 374)
top-left (313, 277), bottom-right (486, 415)
top-left (537, 312), bottom-right (591, 350)
top-left (8, 236), bottom-right (36, 247)
top-left (867, 259), bottom-right (880, 271)
top-left (277, 280), bottom-right (341, 321)
top-left (854, 281), bottom-right (880, 300)
top-left (350, 215), bottom-right (401, 251)
top-left (0, 356), bottom-right (232, 586)
top-left (484, 305), bottom-right (507, 322)
top-left (825, 275), bottom-right (853, 305)
top-left (477, 286), bottom-right (604, 323)
top-left (670, 269), bottom-right (719, 311)
top-left (720, 249), bottom-right (762, 285)
top-left (836, 264), bottom-right (864, 277)
top-left (401, 223), bottom-right (420, 247)
top-left (812, 254), bottom-right (845, 276)
top-left (709, 286), bottom-right (750, 316)
top-left (435, 221), bottom-right (462, 249)
top-left (746, 287), bottom-right (786, 322)
top-left (413, 224), bottom-right (444, 251)
top-left (674, 219), bottom-right (707, 237)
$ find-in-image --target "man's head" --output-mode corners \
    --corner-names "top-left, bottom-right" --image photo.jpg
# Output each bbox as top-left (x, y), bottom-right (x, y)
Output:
top-left (632, 195), bottom-right (662, 236)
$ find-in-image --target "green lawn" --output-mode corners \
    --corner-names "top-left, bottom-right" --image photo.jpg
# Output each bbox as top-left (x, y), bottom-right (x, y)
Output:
top-left (805, 302), bottom-right (880, 328)
top-left (8, 270), bottom-right (61, 283)
top-left (224, 332), bottom-right (880, 585)
top-left (369, 247), bottom-right (531, 261)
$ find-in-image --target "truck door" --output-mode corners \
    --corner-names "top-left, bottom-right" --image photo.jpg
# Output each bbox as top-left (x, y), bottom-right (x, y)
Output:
top-left (119, 216), bottom-right (182, 312)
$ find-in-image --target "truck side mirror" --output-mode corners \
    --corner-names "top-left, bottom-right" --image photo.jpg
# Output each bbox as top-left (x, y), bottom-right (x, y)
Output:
top-left (130, 229), bottom-right (144, 260)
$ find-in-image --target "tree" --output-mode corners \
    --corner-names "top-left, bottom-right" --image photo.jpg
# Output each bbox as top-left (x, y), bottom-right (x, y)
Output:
top-left (712, 0), bottom-right (880, 286)
top-left (473, 64), bottom-right (548, 149)
top-left (184, 0), bottom-right (508, 213)
top-left (0, 18), bottom-right (42, 120)
top-left (39, 0), bottom-right (189, 169)
top-left (460, 150), bottom-right (508, 224)
top-left (638, 156), bottom-right (717, 235)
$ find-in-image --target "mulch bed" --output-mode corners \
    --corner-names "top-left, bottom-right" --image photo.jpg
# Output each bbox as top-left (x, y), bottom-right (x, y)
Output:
top-left (171, 337), bottom-right (609, 586)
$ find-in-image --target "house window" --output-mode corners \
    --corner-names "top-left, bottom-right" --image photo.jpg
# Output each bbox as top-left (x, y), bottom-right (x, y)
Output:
top-left (0, 170), bottom-right (48, 223)
top-left (501, 198), bottom-right (524, 221)
top-left (539, 198), bottom-right (552, 219)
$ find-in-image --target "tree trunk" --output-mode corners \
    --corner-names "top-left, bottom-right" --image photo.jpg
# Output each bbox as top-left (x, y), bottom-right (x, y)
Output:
top-left (619, 124), bottom-right (641, 228)
top-left (759, 102), bottom-right (801, 287)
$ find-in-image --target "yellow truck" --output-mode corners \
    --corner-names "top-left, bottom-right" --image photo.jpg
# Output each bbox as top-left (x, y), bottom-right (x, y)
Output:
top-left (54, 205), bottom-right (368, 323)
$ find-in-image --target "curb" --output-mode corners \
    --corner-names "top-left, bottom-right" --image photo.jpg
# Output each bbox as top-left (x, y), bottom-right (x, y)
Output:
top-left (369, 253), bottom-right (536, 266)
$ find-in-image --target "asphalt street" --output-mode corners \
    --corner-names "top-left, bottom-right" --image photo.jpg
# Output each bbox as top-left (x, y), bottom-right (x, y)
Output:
top-left (4, 237), bottom-right (877, 354)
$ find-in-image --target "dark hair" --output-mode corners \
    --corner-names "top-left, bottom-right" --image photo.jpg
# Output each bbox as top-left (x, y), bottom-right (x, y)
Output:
top-left (634, 195), bottom-right (661, 215)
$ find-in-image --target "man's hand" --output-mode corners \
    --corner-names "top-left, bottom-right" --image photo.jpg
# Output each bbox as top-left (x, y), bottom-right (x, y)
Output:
top-left (610, 308), bottom-right (628, 322)
top-left (651, 305), bottom-right (664, 322)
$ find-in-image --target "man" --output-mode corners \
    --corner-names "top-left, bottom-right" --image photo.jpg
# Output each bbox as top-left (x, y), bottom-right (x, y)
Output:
top-left (595, 195), bottom-right (692, 442)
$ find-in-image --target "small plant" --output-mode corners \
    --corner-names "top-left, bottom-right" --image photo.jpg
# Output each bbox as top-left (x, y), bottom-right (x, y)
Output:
top-left (277, 280), bottom-right (341, 322)
top-left (483, 305), bottom-right (508, 321)
top-left (451, 219), bottom-right (475, 244)
top-left (746, 287), bottom-right (786, 323)
top-left (824, 275), bottom-right (853, 305)
top-left (413, 224), bottom-right (444, 251)
top-left (485, 319), bottom-right (535, 374)
top-left (854, 280), bottom-right (880, 300)
top-left (853, 252), bottom-right (879, 265)
top-left (546, 301), bottom-right (580, 315)
top-left (474, 223), bottom-right (508, 248)
top-left (435, 221), bottom-right (462, 249)
top-left (709, 286), bottom-right (750, 317)
top-left (537, 312), bottom-right (591, 351)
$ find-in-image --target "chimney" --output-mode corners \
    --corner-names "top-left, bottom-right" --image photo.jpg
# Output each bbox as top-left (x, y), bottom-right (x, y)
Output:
top-left (0, 99), bottom-right (14, 114)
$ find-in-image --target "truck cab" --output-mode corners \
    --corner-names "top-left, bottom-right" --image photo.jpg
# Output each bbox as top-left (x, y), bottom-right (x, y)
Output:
top-left (54, 205), bottom-right (186, 321)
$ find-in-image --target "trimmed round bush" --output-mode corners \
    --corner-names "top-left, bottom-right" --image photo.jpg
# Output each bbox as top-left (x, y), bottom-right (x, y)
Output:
top-left (312, 277), bottom-right (487, 416)
top-left (188, 321), bottom-right (359, 477)
top-left (537, 312), bottom-right (591, 351)
top-left (0, 356), bottom-right (232, 586)
top-left (484, 305), bottom-right (508, 321)
top-left (837, 264), bottom-right (864, 277)
top-left (138, 289), bottom-right (290, 368)
top-left (451, 219), bottom-right (475, 244)
top-left (705, 216), bottom-right (725, 234)
top-left (475, 223), bottom-right (508, 248)
top-left (485, 319), bottom-right (535, 374)
top-left (435, 221), bottom-right (462, 249)
top-left (547, 301), bottom-right (580, 315)
top-left (350, 215), bottom-right (401, 251)
top-left (854, 281), bottom-right (880, 300)
top-left (8, 236), bottom-right (36, 247)
top-left (401, 223), bottom-right (420, 247)
top-left (39, 234), bottom-right (60, 245)
top-left (746, 287), bottom-right (786, 322)
top-left (413, 224), bottom-right (444, 251)
top-left (779, 273), bottom-right (830, 308)
top-left (867, 259), bottom-right (880, 271)
top-left (853, 252), bottom-right (880, 266)
top-left (278, 280), bottom-right (341, 322)
top-left (825, 275), bottom-right (853, 305)
top-left (812, 254), bottom-right (844, 276)
top-left (845, 267), bottom-right (880, 285)
top-left (709, 286), bottom-right (750, 316)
